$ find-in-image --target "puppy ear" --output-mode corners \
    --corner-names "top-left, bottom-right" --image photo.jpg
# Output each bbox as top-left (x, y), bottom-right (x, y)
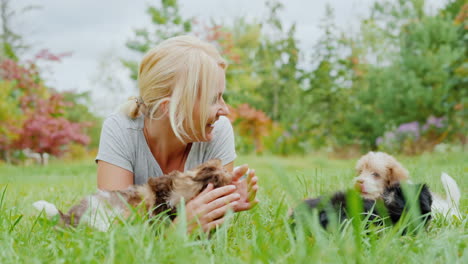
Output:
top-left (194, 161), bottom-right (228, 188)
top-left (191, 159), bottom-right (222, 175)
top-left (355, 155), bottom-right (366, 172)
top-left (201, 159), bottom-right (222, 168)
top-left (194, 165), bottom-right (218, 182)
top-left (418, 184), bottom-right (433, 216)
top-left (386, 158), bottom-right (409, 185)
top-left (147, 175), bottom-right (173, 198)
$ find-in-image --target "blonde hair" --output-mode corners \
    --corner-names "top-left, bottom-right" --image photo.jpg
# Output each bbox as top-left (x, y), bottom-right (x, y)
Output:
top-left (121, 35), bottom-right (227, 143)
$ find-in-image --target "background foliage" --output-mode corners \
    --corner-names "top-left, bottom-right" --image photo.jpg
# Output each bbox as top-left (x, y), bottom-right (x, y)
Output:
top-left (0, 0), bottom-right (101, 164)
top-left (123, 0), bottom-right (467, 156)
top-left (0, 0), bottom-right (466, 163)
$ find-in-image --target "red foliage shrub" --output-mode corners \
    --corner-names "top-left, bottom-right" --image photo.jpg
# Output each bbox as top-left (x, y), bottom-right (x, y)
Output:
top-left (228, 103), bottom-right (272, 153)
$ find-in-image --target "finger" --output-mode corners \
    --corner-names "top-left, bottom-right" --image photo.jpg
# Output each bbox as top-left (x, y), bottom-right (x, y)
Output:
top-left (199, 183), bottom-right (214, 196)
top-left (247, 169), bottom-right (255, 181)
top-left (233, 202), bottom-right (251, 212)
top-left (190, 183), bottom-right (214, 203)
top-left (203, 217), bottom-right (226, 232)
top-left (245, 169), bottom-right (256, 187)
top-left (250, 199), bottom-right (259, 208)
top-left (204, 201), bottom-right (238, 222)
top-left (232, 164), bottom-right (249, 181)
top-left (199, 185), bottom-right (236, 204)
top-left (248, 176), bottom-right (258, 190)
top-left (234, 198), bottom-right (259, 212)
top-left (204, 193), bottom-right (240, 213)
top-left (248, 184), bottom-right (258, 202)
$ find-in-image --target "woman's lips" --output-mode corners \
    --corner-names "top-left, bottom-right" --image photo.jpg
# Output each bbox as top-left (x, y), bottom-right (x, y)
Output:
top-left (206, 119), bottom-right (218, 128)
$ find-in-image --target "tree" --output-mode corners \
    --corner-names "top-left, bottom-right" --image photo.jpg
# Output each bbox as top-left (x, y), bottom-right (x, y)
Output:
top-left (195, 19), bottom-right (263, 107)
top-left (62, 91), bottom-right (101, 150)
top-left (0, 54), bottom-right (92, 163)
top-left (254, 1), bottom-right (302, 124)
top-left (343, 0), bottom-right (467, 149)
top-left (123, 0), bottom-right (192, 80)
top-left (15, 93), bottom-right (90, 163)
top-left (228, 104), bottom-right (272, 154)
top-left (0, 0), bottom-right (39, 60)
top-left (302, 5), bottom-right (356, 148)
top-left (0, 80), bottom-right (23, 162)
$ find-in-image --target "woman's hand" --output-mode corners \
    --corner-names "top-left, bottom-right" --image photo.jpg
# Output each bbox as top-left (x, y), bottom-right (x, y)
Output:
top-left (179, 184), bottom-right (240, 233)
top-left (174, 165), bottom-right (258, 233)
top-left (231, 165), bottom-right (259, 212)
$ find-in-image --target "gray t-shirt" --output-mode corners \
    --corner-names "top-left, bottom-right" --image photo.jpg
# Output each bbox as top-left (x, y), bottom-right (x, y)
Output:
top-left (96, 113), bottom-right (236, 185)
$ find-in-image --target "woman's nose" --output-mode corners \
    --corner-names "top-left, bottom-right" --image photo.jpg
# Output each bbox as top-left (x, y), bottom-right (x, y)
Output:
top-left (218, 99), bottom-right (230, 116)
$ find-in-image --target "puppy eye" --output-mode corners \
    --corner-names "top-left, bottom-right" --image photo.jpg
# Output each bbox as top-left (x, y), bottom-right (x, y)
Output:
top-left (372, 172), bottom-right (380, 178)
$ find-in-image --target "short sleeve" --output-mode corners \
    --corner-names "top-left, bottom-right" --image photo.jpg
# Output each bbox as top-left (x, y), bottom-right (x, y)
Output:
top-left (204, 116), bottom-right (237, 165)
top-left (95, 115), bottom-right (133, 173)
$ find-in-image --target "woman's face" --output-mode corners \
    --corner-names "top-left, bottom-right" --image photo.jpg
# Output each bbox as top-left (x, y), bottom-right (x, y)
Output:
top-left (190, 72), bottom-right (230, 142)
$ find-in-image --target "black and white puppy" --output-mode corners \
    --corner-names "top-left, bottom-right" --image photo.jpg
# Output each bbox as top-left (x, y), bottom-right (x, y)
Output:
top-left (291, 183), bottom-right (433, 230)
top-left (354, 152), bottom-right (461, 218)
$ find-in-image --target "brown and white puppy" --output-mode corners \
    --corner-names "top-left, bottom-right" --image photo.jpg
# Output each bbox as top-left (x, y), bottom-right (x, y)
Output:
top-left (354, 151), bottom-right (461, 218)
top-left (33, 159), bottom-right (232, 231)
top-left (354, 152), bottom-right (409, 200)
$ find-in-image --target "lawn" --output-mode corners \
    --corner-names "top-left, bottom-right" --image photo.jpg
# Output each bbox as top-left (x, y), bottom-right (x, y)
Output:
top-left (0, 151), bottom-right (467, 263)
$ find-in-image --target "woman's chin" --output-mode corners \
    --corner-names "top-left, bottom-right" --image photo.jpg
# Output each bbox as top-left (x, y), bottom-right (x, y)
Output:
top-left (194, 128), bottom-right (214, 142)
top-left (203, 131), bottom-right (214, 142)
top-left (203, 127), bottom-right (214, 142)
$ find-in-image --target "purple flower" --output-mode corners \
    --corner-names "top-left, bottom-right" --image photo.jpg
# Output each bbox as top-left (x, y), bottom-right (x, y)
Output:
top-left (385, 131), bottom-right (396, 140)
top-left (398, 121), bottom-right (420, 133)
top-left (397, 121), bottom-right (420, 140)
top-left (423, 116), bottom-right (445, 131)
top-left (376, 137), bottom-right (383, 146)
top-left (376, 130), bottom-right (399, 151)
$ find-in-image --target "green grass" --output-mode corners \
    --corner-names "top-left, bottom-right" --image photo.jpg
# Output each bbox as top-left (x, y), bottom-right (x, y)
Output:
top-left (0, 152), bottom-right (467, 263)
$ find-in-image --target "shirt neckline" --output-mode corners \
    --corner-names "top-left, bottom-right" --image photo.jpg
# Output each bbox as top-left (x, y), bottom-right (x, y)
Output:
top-left (138, 117), bottom-right (195, 175)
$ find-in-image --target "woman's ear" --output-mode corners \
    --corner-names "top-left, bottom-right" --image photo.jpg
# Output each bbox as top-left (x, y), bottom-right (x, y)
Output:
top-left (160, 100), bottom-right (170, 115)
top-left (150, 99), bottom-right (170, 119)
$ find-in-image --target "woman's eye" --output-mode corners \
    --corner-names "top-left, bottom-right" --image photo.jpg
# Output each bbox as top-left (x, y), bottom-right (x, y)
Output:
top-left (372, 172), bottom-right (380, 178)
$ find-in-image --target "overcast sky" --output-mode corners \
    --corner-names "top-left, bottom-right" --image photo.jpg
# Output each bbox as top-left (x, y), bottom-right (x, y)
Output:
top-left (11, 0), bottom-right (448, 116)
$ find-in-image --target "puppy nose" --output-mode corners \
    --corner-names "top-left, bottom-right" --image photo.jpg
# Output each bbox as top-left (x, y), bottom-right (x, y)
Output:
top-left (354, 181), bottom-right (363, 192)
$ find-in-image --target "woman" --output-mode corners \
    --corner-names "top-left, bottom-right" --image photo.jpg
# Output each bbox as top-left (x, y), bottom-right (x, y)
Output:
top-left (96, 35), bottom-right (259, 232)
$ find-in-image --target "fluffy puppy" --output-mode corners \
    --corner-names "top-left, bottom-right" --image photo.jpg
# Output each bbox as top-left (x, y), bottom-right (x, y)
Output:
top-left (354, 152), bottom-right (409, 200)
top-left (291, 183), bottom-right (432, 230)
top-left (354, 151), bottom-right (461, 218)
top-left (33, 159), bottom-right (232, 231)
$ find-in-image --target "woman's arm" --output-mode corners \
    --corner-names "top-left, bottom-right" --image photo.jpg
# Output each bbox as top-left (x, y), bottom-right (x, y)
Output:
top-left (97, 160), bottom-right (134, 191)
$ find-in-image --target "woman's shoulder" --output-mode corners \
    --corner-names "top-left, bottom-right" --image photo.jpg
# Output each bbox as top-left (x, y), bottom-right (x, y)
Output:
top-left (99, 112), bottom-right (144, 155)
top-left (103, 112), bottom-right (144, 131)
